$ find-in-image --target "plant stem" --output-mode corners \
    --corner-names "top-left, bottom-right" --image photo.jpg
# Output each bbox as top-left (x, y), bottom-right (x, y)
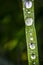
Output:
top-left (22, 0), bottom-right (39, 65)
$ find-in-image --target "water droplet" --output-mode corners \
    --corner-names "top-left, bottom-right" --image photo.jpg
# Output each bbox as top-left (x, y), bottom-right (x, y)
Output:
top-left (30, 37), bottom-right (33, 40)
top-left (33, 62), bottom-right (35, 65)
top-left (31, 54), bottom-right (36, 59)
top-left (25, 18), bottom-right (33, 26)
top-left (28, 11), bottom-right (31, 14)
top-left (25, 1), bottom-right (32, 9)
top-left (30, 43), bottom-right (35, 49)
top-left (30, 33), bottom-right (32, 36)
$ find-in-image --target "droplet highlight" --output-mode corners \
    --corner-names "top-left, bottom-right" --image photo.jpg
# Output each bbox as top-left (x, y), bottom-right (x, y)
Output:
top-left (25, 1), bottom-right (32, 9)
top-left (31, 54), bottom-right (36, 59)
top-left (30, 43), bottom-right (35, 49)
top-left (25, 18), bottom-right (33, 26)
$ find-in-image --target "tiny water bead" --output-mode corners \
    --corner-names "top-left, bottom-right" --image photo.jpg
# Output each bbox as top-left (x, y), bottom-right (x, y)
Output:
top-left (30, 37), bottom-right (33, 40)
top-left (31, 54), bottom-right (36, 60)
top-left (33, 62), bottom-right (35, 65)
top-left (30, 43), bottom-right (35, 49)
top-left (25, 1), bottom-right (32, 9)
top-left (25, 18), bottom-right (33, 26)
top-left (28, 11), bottom-right (31, 14)
top-left (30, 32), bottom-right (32, 36)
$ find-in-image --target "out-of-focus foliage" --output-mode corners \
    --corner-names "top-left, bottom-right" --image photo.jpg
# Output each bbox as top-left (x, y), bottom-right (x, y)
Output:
top-left (0, 0), bottom-right (43, 65)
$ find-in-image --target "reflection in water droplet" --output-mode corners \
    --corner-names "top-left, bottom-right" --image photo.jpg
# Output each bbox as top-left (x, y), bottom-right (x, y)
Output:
top-left (25, 1), bottom-right (32, 8)
top-left (30, 43), bottom-right (35, 49)
top-left (25, 18), bottom-right (33, 26)
top-left (30, 37), bottom-right (33, 40)
top-left (30, 33), bottom-right (32, 36)
top-left (31, 54), bottom-right (36, 59)
top-left (28, 11), bottom-right (31, 14)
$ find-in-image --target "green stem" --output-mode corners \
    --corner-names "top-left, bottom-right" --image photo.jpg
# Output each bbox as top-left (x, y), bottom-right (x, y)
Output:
top-left (22, 0), bottom-right (39, 65)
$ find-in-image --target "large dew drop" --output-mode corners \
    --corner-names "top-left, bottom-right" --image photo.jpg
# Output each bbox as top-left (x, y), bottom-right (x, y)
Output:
top-left (25, 1), bottom-right (32, 9)
top-left (31, 54), bottom-right (36, 59)
top-left (25, 18), bottom-right (33, 26)
top-left (30, 43), bottom-right (35, 49)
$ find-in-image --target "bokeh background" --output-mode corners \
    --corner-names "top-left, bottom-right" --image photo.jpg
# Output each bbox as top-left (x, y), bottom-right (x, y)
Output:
top-left (0, 0), bottom-right (43, 65)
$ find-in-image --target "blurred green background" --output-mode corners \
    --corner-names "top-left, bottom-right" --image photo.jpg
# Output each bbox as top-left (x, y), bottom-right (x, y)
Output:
top-left (0, 0), bottom-right (43, 65)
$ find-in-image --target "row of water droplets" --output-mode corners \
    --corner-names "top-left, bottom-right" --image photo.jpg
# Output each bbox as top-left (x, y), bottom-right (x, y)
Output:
top-left (25, 0), bottom-right (33, 26)
top-left (24, 0), bottom-right (36, 65)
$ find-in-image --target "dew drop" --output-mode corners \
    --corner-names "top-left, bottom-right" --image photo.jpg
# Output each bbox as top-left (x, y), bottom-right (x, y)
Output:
top-left (30, 37), bottom-right (33, 40)
top-left (30, 43), bottom-right (35, 49)
top-left (25, 18), bottom-right (33, 26)
top-left (28, 11), bottom-right (31, 14)
top-left (25, 1), bottom-right (32, 9)
top-left (30, 33), bottom-right (32, 36)
top-left (31, 54), bottom-right (36, 59)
